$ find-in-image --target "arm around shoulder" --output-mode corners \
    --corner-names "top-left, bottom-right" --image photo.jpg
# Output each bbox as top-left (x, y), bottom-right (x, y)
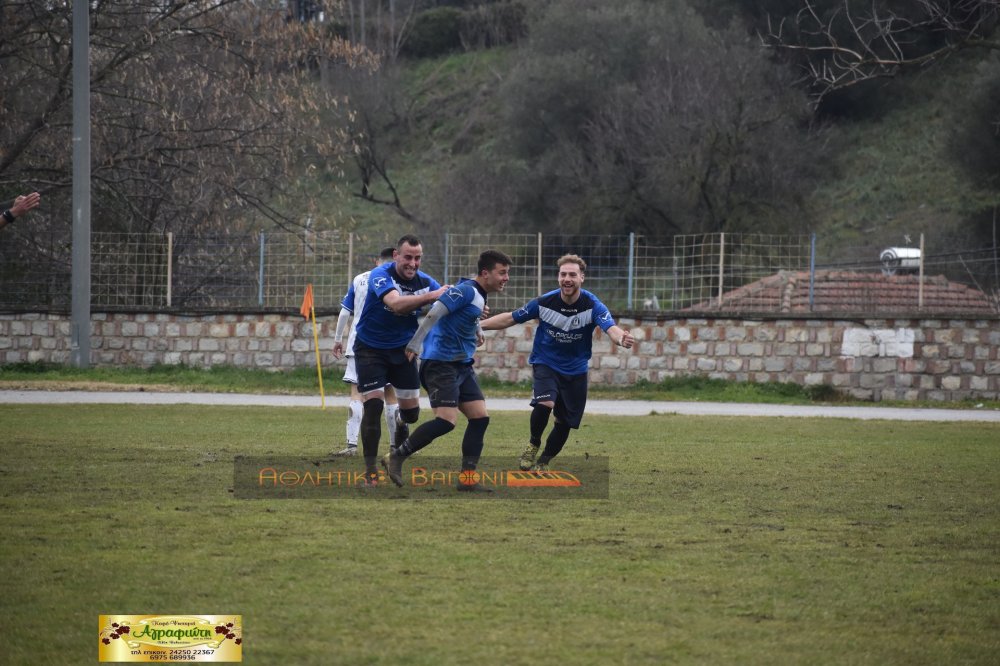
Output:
top-left (480, 311), bottom-right (517, 331)
top-left (383, 285), bottom-right (448, 315)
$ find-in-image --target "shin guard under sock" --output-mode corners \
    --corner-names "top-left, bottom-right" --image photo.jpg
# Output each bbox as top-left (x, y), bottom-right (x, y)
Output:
top-left (360, 399), bottom-right (384, 470)
top-left (538, 420), bottom-right (571, 464)
top-left (529, 404), bottom-right (552, 446)
top-left (346, 400), bottom-right (363, 446)
top-left (461, 417), bottom-right (490, 470)
top-left (384, 403), bottom-right (400, 448)
top-left (397, 417), bottom-right (454, 457)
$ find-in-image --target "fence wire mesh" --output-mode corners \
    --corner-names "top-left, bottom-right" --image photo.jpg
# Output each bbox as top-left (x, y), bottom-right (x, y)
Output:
top-left (0, 229), bottom-right (997, 315)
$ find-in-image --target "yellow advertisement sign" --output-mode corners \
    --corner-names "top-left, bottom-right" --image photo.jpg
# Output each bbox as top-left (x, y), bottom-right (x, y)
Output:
top-left (98, 615), bottom-right (242, 662)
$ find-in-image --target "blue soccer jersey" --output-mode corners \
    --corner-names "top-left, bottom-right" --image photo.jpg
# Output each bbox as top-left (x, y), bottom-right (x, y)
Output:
top-left (420, 278), bottom-right (486, 364)
top-left (511, 289), bottom-right (616, 375)
top-left (355, 263), bottom-right (442, 349)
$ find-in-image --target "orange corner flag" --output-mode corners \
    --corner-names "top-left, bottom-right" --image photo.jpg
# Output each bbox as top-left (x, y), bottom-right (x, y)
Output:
top-left (300, 284), bottom-right (314, 319)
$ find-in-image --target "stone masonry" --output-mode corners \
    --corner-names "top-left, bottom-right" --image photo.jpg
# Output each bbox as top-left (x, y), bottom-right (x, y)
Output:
top-left (0, 312), bottom-right (997, 401)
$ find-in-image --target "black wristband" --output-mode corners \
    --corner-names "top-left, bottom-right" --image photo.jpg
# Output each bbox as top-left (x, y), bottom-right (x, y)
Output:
top-left (1, 210), bottom-right (14, 224)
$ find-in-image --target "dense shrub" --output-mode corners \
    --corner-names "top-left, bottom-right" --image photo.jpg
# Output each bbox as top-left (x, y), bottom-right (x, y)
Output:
top-left (459, 1), bottom-right (528, 50)
top-left (402, 7), bottom-right (463, 58)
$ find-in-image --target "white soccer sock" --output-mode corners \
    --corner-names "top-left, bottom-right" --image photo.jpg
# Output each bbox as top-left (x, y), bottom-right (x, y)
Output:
top-left (385, 403), bottom-right (400, 448)
top-left (346, 400), bottom-right (362, 447)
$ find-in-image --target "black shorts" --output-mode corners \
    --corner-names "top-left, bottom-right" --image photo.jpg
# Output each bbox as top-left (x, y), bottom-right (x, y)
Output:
top-left (354, 340), bottom-right (420, 395)
top-left (530, 363), bottom-right (588, 429)
top-left (419, 360), bottom-right (484, 408)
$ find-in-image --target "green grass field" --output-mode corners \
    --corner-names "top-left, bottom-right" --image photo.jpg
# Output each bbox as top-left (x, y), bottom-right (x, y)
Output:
top-left (1, 404), bottom-right (997, 664)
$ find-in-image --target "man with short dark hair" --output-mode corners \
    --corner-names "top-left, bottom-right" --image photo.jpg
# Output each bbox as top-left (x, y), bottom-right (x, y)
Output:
top-left (352, 235), bottom-right (448, 485)
top-left (383, 249), bottom-right (513, 492)
top-left (481, 253), bottom-right (634, 471)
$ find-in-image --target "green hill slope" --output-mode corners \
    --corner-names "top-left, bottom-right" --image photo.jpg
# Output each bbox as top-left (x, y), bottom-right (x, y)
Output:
top-left (325, 44), bottom-right (997, 260)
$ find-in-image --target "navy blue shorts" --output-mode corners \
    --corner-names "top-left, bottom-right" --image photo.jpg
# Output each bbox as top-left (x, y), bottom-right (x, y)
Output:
top-left (354, 340), bottom-right (420, 395)
top-left (530, 363), bottom-right (588, 429)
top-left (419, 360), bottom-right (484, 408)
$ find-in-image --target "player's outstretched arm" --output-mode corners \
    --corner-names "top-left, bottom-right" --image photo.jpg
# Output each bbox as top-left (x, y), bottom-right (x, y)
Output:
top-left (480, 312), bottom-right (516, 331)
top-left (607, 325), bottom-right (635, 349)
top-left (383, 285), bottom-right (449, 315)
top-left (405, 300), bottom-right (448, 361)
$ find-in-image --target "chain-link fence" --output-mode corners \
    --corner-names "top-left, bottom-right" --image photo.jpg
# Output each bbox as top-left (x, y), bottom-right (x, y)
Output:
top-left (1, 229), bottom-right (997, 314)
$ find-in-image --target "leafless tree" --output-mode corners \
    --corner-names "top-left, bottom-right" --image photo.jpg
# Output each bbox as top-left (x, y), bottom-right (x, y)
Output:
top-left (0, 0), bottom-right (372, 237)
top-left (339, 0), bottom-right (420, 62)
top-left (763, 0), bottom-right (1000, 103)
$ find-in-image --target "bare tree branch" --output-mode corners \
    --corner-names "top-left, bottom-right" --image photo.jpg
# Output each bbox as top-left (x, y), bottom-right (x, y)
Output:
top-left (762, 0), bottom-right (1000, 103)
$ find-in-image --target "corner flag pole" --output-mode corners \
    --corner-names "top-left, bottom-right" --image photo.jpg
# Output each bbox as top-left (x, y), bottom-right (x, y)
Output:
top-left (300, 284), bottom-right (325, 409)
top-left (311, 307), bottom-right (325, 409)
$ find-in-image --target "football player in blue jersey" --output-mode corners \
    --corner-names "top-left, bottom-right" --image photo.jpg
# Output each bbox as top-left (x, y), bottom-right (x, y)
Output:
top-left (352, 234), bottom-right (449, 485)
top-left (480, 253), bottom-right (634, 471)
top-left (330, 247), bottom-right (400, 458)
top-left (382, 249), bottom-right (513, 491)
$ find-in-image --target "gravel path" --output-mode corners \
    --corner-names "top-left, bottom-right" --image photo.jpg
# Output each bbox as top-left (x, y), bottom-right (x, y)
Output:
top-left (2, 390), bottom-right (999, 422)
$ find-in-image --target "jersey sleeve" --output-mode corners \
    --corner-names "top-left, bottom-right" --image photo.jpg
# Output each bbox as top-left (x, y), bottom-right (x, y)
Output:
top-left (340, 282), bottom-right (356, 312)
top-left (511, 299), bottom-right (539, 324)
top-left (440, 283), bottom-right (472, 314)
top-left (593, 297), bottom-right (616, 332)
top-left (369, 266), bottom-right (397, 301)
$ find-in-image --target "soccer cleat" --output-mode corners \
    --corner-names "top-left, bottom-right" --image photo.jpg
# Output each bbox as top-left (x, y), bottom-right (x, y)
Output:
top-left (530, 463), bottom-right (549, 472)
top-left (518, 443), bottom-right (540, 471)
top-left (381, 450), bottom-right (405, 487)
top-left (330, 445), bottom-right (357, 457)
top-left (394, 413), bottom-right (410, 453)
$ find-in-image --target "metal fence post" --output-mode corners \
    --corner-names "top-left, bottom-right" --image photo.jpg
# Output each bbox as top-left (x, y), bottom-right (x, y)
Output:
top-left (537, 232), bottom-right (543, 296)
top-left (347, 232), bottom-right (354, 281)
top-left (918, 233), bottom-right (925, 310)
top-left (717, 232), bottom-right (725, 306)
top-left (809, 232), bottom-right (816, 312)
top-left (627, 231), bottom-right (635, 310)
top-left (166, 232), bottom-right (173, 307)
top-left (672, 250), bottom-right (678, 310)
top-left (444, 232), bottom-right (450, 285)
top-left (258, 232), bottom-right (265, 307)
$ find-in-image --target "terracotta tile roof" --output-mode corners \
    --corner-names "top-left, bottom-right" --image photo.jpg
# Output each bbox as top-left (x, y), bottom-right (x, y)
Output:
top-left (688, 270), bottom-right (998, 315)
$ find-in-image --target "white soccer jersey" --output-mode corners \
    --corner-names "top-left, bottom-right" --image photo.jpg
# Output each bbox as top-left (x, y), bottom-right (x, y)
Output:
top-left (340, 270), bottom-right (372, 357)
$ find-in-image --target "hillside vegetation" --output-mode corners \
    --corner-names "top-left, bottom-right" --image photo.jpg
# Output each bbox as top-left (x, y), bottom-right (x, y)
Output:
top-left (326, 0), bottom-right (999, 265)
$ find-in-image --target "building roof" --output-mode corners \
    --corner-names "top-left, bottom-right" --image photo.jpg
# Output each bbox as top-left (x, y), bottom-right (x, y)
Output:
top-left (687, 270), bottom-right (998, 315)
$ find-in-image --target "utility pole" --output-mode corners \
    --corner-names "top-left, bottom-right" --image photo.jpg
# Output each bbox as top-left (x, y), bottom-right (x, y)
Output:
top-left (70, 0), bottom-right (91, 367)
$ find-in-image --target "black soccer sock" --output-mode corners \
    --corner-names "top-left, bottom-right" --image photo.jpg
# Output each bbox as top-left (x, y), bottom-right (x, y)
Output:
top-left (529, 404), bottom-right (552, 446)
top-left (538, 420), bottom-right (572, 464)
top-left (360, 399), bottom-right (384, 470)
top-left (397, 417), bottom-right (454, 457)
top-left (461, 416), bottom-right (490, 470)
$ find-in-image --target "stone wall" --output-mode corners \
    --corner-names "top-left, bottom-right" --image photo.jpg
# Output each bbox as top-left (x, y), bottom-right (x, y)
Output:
top-left (1, 311), bottom-right (998, 401)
